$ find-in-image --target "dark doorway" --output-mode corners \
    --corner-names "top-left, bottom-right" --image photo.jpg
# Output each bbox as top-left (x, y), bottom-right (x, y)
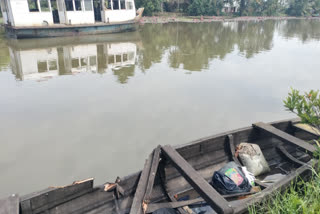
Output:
top-left (93, 0), bottom-right (102, 22)
top-left (50, 0), bottom-right (60, 23)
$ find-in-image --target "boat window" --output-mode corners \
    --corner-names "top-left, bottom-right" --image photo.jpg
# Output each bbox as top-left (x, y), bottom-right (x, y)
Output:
top-left (123, 53), bottom-right (128, 62)
top-left (108, 55), bottom-right (114, 64)
top-left (116, 55), bottom-right (121, 63)
top-left (48, 60), bottom-right (58, 70)
top-left (65, 0), bottom-right (74, 11)
top-left (120, 0), bottom-right (125, 9)
top-left (28, 0), bottom-right (40, 12)
top-left (40, 0), bottom-right (50, 12)
top-left (72, 58), bottom-right (80, 68)
top-left (81, 58), bottom-right (88, 66)
top-left (105, 0), bottom-right (111, 9)
top-left (74, 0), bottom-right (82, 11)
top-left (89, 56), bottom-right (97, 66)
top-left (84, 0), bottom-right (93, 10)
top-left (112, 0), bottom-right (119, 10)
top-left (126, 1), bottom-right (133, 10)
top-left (37, 61), bottom-right (48, 73)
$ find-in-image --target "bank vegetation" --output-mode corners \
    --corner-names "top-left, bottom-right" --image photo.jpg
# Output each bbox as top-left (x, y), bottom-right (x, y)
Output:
top-left (136, 0), bottom-right (320, 17)
top-left (249, 89), bottom-right (320, 214)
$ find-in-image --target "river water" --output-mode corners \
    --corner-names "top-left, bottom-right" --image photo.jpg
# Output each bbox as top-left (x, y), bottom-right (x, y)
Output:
top-left (0, 19), bottom-right (320, 197)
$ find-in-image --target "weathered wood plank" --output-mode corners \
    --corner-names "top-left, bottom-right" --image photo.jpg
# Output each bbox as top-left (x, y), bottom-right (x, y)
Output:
top-left (130, 146), bottom-right (161, 214)
top-left (129, 152), bottom-right (153, 214)
top-left (253, 122), bottom-right (316, 153)
top-left (228, 134), bottom-right (241, 165)
top-left (276, 145), bottom-right (309, 167)
top-left (20, 178), bottom-right (94, 214)
top-left (161, 145), bottom-right (233, 214)
top-left (293, 123), bottom-right (320, 137)
top-left (144, 146), bottom-right (161, 203)
top-left (0, 194), bottom-right (19, 214)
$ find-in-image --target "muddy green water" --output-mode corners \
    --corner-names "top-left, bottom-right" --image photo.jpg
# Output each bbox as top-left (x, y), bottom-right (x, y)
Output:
top-left (0, 20), bottom-right (320, 197)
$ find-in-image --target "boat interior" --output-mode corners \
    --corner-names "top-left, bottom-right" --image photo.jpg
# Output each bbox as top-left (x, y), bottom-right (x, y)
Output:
top-left (3, 118), bottom-right (319, 214)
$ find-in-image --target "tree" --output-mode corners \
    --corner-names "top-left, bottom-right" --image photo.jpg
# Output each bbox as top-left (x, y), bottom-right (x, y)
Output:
top-left (286, 0), bottom-right (310, 16)
top-left (187, 0), bottom-right (224, 16)
top-left (135, 0), bottom-right (162, 16)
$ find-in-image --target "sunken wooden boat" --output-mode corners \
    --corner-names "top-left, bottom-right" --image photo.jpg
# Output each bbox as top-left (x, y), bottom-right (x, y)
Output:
top-left (1, 118), bottom-right (320, 214)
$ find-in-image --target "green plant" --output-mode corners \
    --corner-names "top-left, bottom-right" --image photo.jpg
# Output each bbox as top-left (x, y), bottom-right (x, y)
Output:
top-left (249, 166), bottom-right (320, 214)
top-left (284, 88), bottom-right (320, 130)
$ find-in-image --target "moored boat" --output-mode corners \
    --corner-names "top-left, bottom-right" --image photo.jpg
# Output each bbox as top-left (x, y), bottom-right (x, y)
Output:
top-left (0, 118), bottom-right (319, 214)
top-left (1, 0), bottom-right (144, 39)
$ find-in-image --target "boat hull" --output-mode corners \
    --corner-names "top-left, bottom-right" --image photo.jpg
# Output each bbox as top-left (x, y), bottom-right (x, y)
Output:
top-left (5, 21), bottom-right (138, 39)
top-left (1, 118), bottom-right (319, 214)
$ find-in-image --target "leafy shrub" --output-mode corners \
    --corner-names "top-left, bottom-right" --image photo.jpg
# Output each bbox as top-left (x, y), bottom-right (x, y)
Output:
top-left (284, 88), bottom-right (320, 130)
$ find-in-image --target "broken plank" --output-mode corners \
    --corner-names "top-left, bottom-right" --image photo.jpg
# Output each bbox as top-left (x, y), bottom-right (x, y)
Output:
top-left (20, 178), bottom-right (94, 214)
top-left (130, 149), bottom-right (155, 214)
top-left (0, 194), bottom-right (19, 214)
top-left (253, 122), bottom-right (316, 153)
top-left (161, 145), bottom-right (233, 214)
top-left (144, 146), bottom-right (161, 203)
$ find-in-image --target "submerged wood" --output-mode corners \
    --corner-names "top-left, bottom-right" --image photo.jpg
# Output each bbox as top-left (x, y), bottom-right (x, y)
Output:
top-left (2, 118), bottom-right (319, 214)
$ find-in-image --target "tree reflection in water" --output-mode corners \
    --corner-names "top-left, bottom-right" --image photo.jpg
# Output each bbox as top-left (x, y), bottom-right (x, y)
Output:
top-left (3, 19), bottom-right (320, 83)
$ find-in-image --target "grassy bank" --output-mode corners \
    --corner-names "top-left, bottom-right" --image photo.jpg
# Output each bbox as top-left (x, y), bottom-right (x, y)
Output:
top-left (0, 17), bottom-right (3, 25)
top-left (249, 166), bottom-right (320, 214)
top-left (140, 15), bottom-right (320, 24)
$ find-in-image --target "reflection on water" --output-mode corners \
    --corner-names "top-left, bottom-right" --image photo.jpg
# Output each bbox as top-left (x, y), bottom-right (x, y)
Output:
top-left (4, 19), bottom-right (320, 83)
top-left (0, 19), bottom-right (320, 198)
top-left (8, 37), bottom-right (138, 83)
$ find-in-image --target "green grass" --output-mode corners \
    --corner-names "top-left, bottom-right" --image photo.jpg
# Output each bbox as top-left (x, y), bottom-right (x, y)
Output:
top-left (0, 17), bottom-right (3, 25)
top-left (249, 166), bottom-right (320, 214)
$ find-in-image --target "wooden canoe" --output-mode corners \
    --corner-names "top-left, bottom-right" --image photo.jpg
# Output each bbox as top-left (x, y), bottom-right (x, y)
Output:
top-left (1, 118), bottom-right (319, 214)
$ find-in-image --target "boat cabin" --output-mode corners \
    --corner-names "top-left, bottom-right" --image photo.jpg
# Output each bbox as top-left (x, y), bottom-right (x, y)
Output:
top-left (0, 0), bottom-right (136, 27)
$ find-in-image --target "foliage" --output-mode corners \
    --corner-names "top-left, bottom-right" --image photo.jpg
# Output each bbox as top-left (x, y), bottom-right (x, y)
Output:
top-left (284, 88), bottom-right (320, 130)
top-left (136, 0), bottom-right (320, 17)
top-left (249, 167), bottom-right (320, 214)
top-left (187, 0), bottom-right (224, 16)
top-left (286, 0), bottom-right (310, 16)
top-left (135, 0), bottom-right (162, 16)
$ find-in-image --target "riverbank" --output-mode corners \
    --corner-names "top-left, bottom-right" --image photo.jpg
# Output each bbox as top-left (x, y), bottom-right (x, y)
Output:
top-left (140, 15), bottom-right (320, 24)
top-left (249, 165), bottom-right (320, 214)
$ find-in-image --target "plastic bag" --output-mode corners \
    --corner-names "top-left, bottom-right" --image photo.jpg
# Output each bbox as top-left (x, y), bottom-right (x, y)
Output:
top-left (237, 143), bottom-right (270, 176)
top-left (211, 162), bottom-right (252, 195)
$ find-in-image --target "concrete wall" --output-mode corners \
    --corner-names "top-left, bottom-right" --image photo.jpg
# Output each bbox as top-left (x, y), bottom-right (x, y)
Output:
top-left (104, 0), bottom-right (136, 23)
top-left (9, 0), bottom-right (54, 27)
top-left (66, 11), bottom-right (95, 24)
